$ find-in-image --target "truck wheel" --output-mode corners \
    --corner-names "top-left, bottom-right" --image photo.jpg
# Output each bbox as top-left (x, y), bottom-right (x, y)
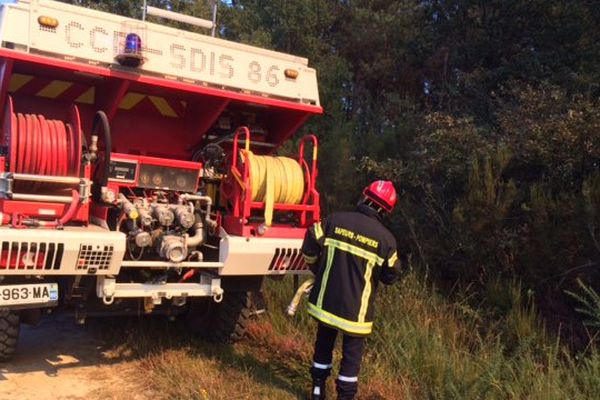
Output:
top-left (0, 308), bottom-right (20, 362)
top-left (209, 291), bottom-right (251, 342)
top-left (186, 291), bottom-right (251, 343)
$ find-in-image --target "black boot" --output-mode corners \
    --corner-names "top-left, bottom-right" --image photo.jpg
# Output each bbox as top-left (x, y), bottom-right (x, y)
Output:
top-left (311, 377), bottom-right (327, 399)
top-left (310, 365), bottom-right (331, 399)
top-left (335, 378), bottom-right (358, 400)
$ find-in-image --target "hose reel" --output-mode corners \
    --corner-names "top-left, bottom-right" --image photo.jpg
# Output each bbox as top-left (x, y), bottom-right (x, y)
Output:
top-left (3, 97), bottom-right (82, 177)
top-left (243, 150), bottom-right (306, 226)
top-left (224, 126), bottom-right (320, 234)
top-left (0, 97), bottom-right (87, 226)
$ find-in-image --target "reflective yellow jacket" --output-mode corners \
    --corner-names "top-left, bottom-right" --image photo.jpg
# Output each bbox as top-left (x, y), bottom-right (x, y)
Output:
top-left (301, 204), bottom-right (400, 336)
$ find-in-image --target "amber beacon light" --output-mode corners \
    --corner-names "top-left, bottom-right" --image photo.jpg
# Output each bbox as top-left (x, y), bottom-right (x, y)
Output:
top-left (38, 15), bottom-right (59, 28)
top-left (284, 69), bottom-right (299, 79)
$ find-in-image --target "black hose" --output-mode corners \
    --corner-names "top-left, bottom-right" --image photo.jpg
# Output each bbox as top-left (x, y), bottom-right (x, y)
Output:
top-left (91, 111), bottom-right (111, 187)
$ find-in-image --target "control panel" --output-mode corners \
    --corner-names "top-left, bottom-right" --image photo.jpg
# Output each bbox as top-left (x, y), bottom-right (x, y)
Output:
top-left (107, 154), bottom-right (202, 193)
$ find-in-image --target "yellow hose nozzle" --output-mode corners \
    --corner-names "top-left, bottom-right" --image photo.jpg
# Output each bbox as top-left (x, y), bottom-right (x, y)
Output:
top-left (287, 278), bottom-right (314, 317)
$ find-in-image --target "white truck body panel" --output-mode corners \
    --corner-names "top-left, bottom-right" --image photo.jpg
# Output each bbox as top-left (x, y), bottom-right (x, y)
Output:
top-left (0, 225), bottom-right (125, 275)
top-left (0, 0), bottom-right (320, 106)
top-left (219, 228), bottom-right (309, 275)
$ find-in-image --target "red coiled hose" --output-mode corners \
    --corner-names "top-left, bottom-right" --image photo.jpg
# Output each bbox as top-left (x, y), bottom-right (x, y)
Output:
top-left (13, 113), bottom-right (78, 177)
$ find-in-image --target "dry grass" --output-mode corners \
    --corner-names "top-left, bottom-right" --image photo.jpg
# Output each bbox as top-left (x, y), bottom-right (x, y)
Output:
top-left (105, 271), bottom-right (600, 399)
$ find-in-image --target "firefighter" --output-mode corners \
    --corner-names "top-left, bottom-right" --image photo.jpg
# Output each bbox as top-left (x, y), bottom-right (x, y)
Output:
top-left (301, 180), bottom-right (401, 400)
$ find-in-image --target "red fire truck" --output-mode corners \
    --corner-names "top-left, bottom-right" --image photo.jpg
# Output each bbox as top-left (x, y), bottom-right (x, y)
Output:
top-left (0, 0), bottom-right (321, 360)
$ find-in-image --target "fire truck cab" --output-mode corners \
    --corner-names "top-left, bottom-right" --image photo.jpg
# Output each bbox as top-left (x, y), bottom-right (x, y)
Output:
top-left (0, 0), bottom-right (321, 360)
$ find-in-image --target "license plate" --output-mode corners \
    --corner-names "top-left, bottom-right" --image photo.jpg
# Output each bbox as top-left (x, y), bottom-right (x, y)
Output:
top-left (0, 283), bottom-right (58, 306)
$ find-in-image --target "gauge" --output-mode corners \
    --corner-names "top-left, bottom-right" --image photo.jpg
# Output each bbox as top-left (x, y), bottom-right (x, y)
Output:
top-left (152, 174), bottom-right (163, 186)
top-left (176, 175), bottom-right (187, 188)
top-left (139, 172), bottom-right (151, 185)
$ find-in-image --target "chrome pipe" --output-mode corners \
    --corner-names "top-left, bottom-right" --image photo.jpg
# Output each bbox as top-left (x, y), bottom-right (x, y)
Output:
top-left (146, 6), bottom-right (214, 29)
top-left (5, 173), bottom-right (82, 185)
top-left (11, 193), bottom-right (74, 204)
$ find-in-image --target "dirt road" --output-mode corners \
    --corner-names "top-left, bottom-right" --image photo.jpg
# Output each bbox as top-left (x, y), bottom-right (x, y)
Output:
top-left (0, 315), bottom-right (149, 400)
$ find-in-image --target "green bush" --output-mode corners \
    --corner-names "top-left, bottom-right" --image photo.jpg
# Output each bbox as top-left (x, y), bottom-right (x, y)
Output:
top-left (350, 82), bottom-right (600, 343)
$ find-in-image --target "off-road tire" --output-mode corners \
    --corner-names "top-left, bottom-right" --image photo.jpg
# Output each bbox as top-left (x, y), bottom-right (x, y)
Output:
top-left (0, 308), bottom-right (19, 362)
top-left (208, 291), bottom-right (252, 342)
top-left (187, 291), bottom-right (251, 343)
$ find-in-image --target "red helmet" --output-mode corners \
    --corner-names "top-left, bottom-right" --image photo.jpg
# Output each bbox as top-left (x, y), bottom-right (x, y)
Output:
top-left (363, 180), bottom-right (397, 213)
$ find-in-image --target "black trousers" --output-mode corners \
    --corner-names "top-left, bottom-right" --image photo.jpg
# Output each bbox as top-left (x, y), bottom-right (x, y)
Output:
top-left (311, 323), bottom-right (366, 398)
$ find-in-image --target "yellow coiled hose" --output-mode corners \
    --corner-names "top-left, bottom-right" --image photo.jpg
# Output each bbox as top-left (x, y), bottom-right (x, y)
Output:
top-left (243, 150), bottom-right (305, 226)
